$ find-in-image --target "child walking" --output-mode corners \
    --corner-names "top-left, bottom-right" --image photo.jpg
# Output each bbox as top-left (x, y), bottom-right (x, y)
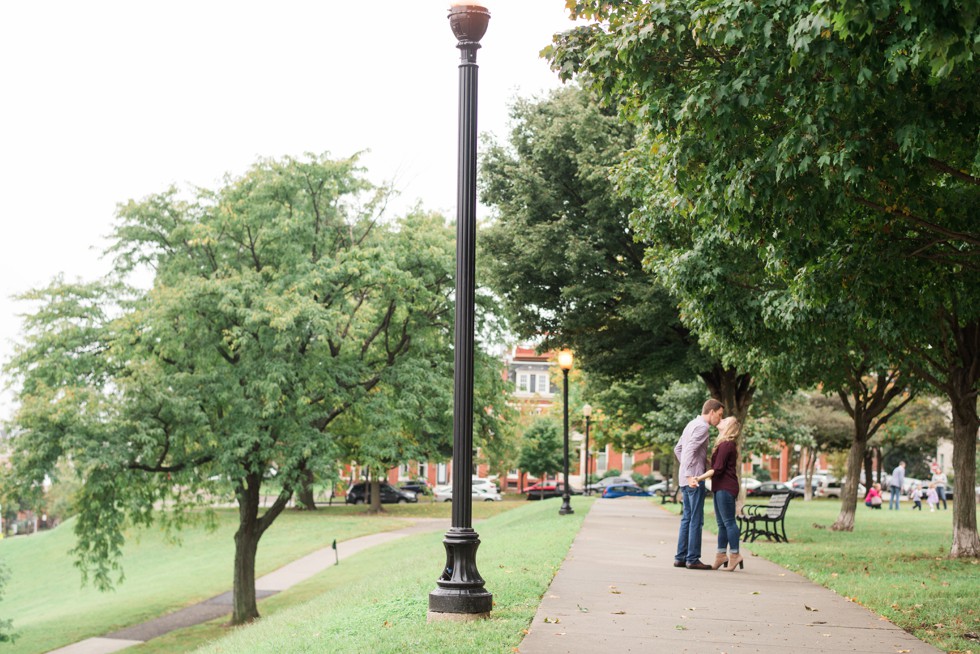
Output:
top-left (926, 482), bottom-right (940, 512)
top-left (909, 484), bottom-right (922, 510)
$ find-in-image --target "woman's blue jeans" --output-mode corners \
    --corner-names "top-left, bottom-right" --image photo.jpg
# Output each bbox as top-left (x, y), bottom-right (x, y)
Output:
top-left (714, 489), bottom-right (740, 554)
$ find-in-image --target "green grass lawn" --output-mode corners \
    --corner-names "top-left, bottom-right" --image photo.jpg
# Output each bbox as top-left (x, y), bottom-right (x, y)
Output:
top-left (668, 497), bottom-right (980, 654)
top-left (0, 502), bottom-right (517, 654)
top-left (157, 498), bottom-right (592, 654)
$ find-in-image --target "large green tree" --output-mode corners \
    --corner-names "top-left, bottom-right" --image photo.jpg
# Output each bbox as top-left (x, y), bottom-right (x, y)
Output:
top-left (550, 0), bottom-right (979, 556)
top-left (4, 155), bottom-right (473, 623)
top-left (480, 86), bottom-right (756, 429)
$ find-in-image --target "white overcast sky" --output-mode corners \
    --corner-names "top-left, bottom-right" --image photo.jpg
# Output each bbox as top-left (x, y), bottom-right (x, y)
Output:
top-left (0, 1), bottom-right (580, 419)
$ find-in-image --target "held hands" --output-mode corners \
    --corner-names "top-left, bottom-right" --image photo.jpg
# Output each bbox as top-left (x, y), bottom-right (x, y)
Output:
top-left (687, 476), bottom-right (699, 488)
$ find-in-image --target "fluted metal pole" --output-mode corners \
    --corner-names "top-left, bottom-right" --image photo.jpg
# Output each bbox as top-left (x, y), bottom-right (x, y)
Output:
top-left (429, 4), bottom-right (492, 620)
top-left (584, 415), bottom-right (591, 496)
top-left (559, 368), bottom-right (574, 515)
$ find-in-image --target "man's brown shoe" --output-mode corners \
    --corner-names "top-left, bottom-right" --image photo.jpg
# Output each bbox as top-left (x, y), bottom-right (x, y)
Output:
top-left (686, 561), bottom-right (712, 570)
top-left (673, 560), bottom-right (687, 568)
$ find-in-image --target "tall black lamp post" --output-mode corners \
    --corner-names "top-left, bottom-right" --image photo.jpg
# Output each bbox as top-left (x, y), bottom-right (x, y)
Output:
top-left (582, 404), bottom-right (592, 496)
top-left (428, 3), bottom-right (493, 621)
top-left (558, 350), bottom-right (574, 515)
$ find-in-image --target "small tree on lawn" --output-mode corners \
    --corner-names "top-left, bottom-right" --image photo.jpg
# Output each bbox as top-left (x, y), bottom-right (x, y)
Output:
top-left (518, 419), bottom-right (563, 500)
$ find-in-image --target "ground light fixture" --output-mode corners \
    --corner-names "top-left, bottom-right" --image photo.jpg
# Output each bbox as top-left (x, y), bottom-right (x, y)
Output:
top-left (428, 2), bottom-right (493, 622)
top-left (558, 349), bottom-right (574, 515)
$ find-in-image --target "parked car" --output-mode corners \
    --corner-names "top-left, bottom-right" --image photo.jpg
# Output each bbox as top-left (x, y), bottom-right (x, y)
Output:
top-left (398, 480), bottom-right (430, 498)
top-left (646, 480), bottom-right (681, 501)
top-left (433, 485), bottom-right (502, 502)
top-left (786, 475), bottom-right (828, 497)
top-left (603, 484), bottom-right (653, 499)
top-left (746, 481), bottom-right (802, 498)
top-left (472, 477), bottom-right (498, 492)
top-left (525, 481), bottom-right (582, 500)
top-left (345, 482), bottom-right (418, 505)
top-left (585, 476), bottom-right (634, 493)
top-left (822, 480), bottom-right (866, 499)
top-left (740, 477), bottom-right (762, 491)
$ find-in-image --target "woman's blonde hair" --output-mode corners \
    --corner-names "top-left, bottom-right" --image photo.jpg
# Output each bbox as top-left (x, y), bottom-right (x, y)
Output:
top-left (712, 416), bottom-right (741, 457)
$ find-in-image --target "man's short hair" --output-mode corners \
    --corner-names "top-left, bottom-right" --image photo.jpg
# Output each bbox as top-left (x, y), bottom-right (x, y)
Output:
top-left (702, 399), bottom-right (724, 415)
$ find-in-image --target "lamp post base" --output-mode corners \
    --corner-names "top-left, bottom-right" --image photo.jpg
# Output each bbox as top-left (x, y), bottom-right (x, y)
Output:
top-left (429, 528), bottom-right (493, 616)
top-left (559, 497), bottom-right (574, 515)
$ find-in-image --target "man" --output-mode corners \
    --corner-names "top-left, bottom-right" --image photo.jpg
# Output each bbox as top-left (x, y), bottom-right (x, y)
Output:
top-left (889, 461), bottom-right (906, 510)
top-left (673, 399), bottom-right (725, 570)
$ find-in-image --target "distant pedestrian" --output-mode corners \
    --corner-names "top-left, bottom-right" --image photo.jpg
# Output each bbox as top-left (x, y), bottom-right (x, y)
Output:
top-left (673, 398), bottom-right (724, 570)
top-left (889, 462), bottom-right (906, 510)
top-left (691, 416), bottom-right (744, 572)
top-left (909, 484), bottom-right (923, 510)
top-left (865, 483), bottom-right (883, 509)
top-left (926, 483), bottom-right (940, 511)
top-left (931, 470), bottom-right (948, 510)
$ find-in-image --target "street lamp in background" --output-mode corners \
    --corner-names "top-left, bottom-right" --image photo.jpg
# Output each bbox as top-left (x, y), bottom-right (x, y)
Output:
top-left (557, 349), bottom-right (574, 515)
top-left (582, 404), bottom-right (592, 496)
top-left (428, 3), bottom-right (493, 622)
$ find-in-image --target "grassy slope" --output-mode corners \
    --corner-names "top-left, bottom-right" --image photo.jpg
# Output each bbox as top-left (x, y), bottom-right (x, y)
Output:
top-left (676, 498), bottom-right (979, 653)
top-left (190, 498), bottom-right (592, 654)
top-left (0, 507), bottom-right (419, 654)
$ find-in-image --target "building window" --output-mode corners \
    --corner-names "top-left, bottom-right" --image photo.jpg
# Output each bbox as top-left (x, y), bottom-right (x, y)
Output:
top-left (623, 453), bottom-right (633, 473)
top-left (517, 373), bottom-right (530, 393)
top-left (538, 374), bottom-right (550, 394)
top-left (597, 450), bottom-right (607, 472)
top-left (398, 464), bottom-right (411, 480)
top-left (437, 463), bottom-right (448, 485)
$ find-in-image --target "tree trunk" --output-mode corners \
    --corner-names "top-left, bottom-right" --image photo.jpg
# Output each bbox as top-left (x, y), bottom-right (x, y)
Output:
top-left (701, 363), bottom-right (755, 511)
top-left (700, 363), bottom-right (755, 426)
top-left (948, 370), bottom-right (980, 558)
top-left (832, 368), bottom-right (914, 531)
top-left (295, 466), bottom-right (317, 511)
top-left (832, 430), bottom-right (868, 532)
top-left (863, 451), bottom-right (874, 492)
top-left (232, 517), bottom-right (261, 624)
top-left (369, 477), bottom-right (382, 514)
top-left (802, 447), bottom-right (816, 501)
top-left (231, 473), bottom-right (292, 625)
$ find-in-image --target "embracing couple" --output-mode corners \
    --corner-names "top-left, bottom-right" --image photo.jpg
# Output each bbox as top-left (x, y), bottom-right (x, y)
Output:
top-left (673, 399), bottom-right (744, 572)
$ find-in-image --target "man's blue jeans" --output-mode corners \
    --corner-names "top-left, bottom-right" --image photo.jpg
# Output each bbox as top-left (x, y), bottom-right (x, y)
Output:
top-left (676, 482), bottom-right (706, 564)
top-left (889, 485), bottom-right (901, 510)
top-left (713, 489), bottom-right (740, 554)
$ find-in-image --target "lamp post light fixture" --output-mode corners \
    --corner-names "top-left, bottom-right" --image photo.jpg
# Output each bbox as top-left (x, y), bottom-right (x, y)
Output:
top-left (582, 404), bottom-right (592, 496)
top-left (428, 3), bottom-right (493, 622)
top-left (557, 349), bottom-right (574, 515)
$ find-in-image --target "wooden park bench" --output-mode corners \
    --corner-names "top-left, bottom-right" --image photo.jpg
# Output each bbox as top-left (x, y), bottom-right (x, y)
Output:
top-left (737, 493), bottom-right (792, 543)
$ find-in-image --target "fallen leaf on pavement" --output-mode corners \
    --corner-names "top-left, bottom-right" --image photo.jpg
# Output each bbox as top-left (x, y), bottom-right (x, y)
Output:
top-left (805, 605), bottom-right (818, 612)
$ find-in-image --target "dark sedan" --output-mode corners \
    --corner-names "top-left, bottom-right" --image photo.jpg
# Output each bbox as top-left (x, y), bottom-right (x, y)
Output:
top-left (746, 481), bottom-right (803, 498)
top-left (345, 482), bottom-right (418, 505)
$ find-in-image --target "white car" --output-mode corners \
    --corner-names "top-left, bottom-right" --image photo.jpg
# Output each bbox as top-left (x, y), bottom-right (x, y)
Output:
top-left (433, 483), bottom-right (502, 502)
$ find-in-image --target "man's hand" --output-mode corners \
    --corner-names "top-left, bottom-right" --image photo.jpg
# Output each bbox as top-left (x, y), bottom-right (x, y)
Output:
top-left (687, 476), bottom-right (698, 488)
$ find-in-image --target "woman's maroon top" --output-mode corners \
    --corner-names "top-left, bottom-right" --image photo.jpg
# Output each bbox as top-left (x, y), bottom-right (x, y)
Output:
top-left (709, 440), bottom-right (739, 495)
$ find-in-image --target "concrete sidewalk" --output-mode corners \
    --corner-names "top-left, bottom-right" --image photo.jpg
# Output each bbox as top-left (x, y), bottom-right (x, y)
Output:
top-left (48, 518), bottom-right (446, 654)
top-left (518, 498), bottom-right (942, 654)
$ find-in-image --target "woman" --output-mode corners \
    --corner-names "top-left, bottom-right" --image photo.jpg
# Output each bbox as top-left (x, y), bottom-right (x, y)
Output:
top-left (864, 482), bottom-right (883, 509)
top-left (691, 416), bottom-right (743, 571)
